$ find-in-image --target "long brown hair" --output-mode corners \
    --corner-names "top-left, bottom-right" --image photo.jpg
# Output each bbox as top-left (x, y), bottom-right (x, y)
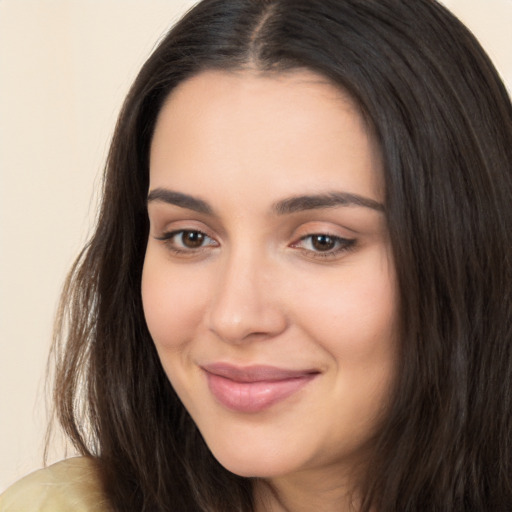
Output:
top-left (50, 0), bottom-right (512, 510)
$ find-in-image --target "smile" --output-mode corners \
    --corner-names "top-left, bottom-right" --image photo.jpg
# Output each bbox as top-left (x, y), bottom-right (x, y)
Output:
top-left (202, 363), bottom-right (319, 413)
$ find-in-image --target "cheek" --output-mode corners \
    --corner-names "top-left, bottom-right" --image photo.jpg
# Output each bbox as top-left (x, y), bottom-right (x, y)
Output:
top-left (299, 253), bottom-right (398, 439)
top-left (141, 252), bottom-right (208, 353)
top-left (292, 249), bottom-right (397, 364)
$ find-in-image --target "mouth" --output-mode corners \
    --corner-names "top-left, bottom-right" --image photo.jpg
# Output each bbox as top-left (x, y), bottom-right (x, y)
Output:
top-left (201, 363), bottom-right (320, 413)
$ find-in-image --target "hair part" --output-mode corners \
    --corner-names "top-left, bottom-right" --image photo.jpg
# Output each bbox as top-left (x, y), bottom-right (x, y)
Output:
top-left (49, 1), bottom-right (512, 510)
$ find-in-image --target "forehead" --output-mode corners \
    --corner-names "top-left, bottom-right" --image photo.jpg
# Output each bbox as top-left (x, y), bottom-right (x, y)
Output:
top-left (149, 69), bottom-right (383, 206)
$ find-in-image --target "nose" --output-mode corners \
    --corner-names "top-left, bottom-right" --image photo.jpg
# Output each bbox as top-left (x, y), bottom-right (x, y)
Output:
top-left (207, 250), bottom-right (288, 344)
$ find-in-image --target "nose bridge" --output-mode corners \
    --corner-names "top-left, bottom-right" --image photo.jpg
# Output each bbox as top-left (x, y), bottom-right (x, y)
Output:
top-left (207, 243), bottom-right (286, 344)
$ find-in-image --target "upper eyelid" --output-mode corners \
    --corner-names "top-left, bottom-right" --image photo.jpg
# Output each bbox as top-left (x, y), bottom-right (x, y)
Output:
top-left (156, 228), bottom-right (206, 238)
top-left (292, 233), bottom-right (355, 247)
top-left (152, 220), bottom-right (217, 237)
top-left (157, 228), bottom-right (216, 243)
top-left (291, 223), bottom-right (355, 241)
top-left (149, 214), bottom-right (224, 238)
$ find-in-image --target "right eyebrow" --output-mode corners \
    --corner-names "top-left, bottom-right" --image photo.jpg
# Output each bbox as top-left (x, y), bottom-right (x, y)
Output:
top-left (147, 188), bottom-right (213, 215)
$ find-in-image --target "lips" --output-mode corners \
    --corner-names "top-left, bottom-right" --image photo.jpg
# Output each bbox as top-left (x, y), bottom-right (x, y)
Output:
top-left (202, 363), bottom-right (319, 413)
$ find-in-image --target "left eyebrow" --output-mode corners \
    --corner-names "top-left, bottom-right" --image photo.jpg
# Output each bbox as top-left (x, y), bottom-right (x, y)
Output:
top-left (272, 192), bottom-right (385, 214)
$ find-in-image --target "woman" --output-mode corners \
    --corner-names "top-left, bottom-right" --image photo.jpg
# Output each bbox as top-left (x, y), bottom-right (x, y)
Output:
top-left (1, 0), bottom-right (511, 510)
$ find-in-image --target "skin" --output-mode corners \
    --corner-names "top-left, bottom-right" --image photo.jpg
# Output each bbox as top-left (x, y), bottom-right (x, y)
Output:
top-left (142, 69), bottom-right (398, 511)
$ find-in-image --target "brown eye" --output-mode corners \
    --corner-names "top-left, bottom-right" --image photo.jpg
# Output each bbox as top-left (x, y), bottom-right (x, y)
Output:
top-left (156, 229), bottom-right (216, 252)
top-left (181, 230), bottom-right (206, 248)
top-left (291, 233), bottom-right (356, 259)
top-left (311, 234), bottom-right (336, 251)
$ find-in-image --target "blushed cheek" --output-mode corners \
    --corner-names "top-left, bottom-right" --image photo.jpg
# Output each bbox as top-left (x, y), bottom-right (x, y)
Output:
top-left (294, 255), bottom-right (397, 362)
top-left (141, 259), bottom-right (205, 353)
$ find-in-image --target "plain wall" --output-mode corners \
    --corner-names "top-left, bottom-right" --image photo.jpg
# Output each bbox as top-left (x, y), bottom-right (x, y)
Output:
top-left (0, 0), bottom-right (511, 492)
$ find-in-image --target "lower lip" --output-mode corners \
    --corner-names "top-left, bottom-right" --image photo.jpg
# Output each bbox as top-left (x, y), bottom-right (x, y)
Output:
top-left (205, 372), bottom-right (316, 413)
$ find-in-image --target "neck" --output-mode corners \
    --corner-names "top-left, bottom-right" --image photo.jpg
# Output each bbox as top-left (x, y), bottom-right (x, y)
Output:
top-left (253, 470), bottom-right (362, 512)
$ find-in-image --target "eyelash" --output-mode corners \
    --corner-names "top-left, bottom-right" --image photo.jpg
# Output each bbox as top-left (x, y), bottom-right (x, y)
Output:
top-left (155, 229), bottom-right (217, 256)
top-left (292, 233), bottom-right (356, 259)
top-left (155, 230), bottom-right (356, 260)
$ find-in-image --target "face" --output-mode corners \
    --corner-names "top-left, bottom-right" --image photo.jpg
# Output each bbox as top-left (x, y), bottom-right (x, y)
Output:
top-left (142, 69), bottom-right (398, 483)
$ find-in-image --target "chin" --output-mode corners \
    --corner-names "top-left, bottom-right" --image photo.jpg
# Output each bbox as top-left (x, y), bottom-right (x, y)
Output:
top-left (204, 436), bottom-right (308, 479)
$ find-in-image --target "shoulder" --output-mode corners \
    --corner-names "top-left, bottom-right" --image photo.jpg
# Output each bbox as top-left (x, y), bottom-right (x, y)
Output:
top-left (0, 457), bottom-right (111, 512)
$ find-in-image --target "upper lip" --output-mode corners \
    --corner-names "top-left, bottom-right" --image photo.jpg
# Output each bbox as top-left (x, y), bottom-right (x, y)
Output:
top-left (202, 363), bottom-right (320, 383)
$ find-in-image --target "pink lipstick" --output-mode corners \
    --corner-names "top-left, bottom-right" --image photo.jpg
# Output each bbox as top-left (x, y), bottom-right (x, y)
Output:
top-left (202, 363), bottom-right (318, 413)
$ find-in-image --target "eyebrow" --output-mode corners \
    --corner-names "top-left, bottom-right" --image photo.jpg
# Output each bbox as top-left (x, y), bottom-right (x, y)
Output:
top-left (272, 192), bottom-right (384, 214)
top-left (147, 188), bottom-right (384, 215)
top-left (147, 188), bottom-right (213, 214)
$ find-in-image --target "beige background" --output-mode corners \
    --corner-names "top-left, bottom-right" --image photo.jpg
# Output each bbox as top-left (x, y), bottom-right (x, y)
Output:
top-left (0, 0), bottom-right (511, 492)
